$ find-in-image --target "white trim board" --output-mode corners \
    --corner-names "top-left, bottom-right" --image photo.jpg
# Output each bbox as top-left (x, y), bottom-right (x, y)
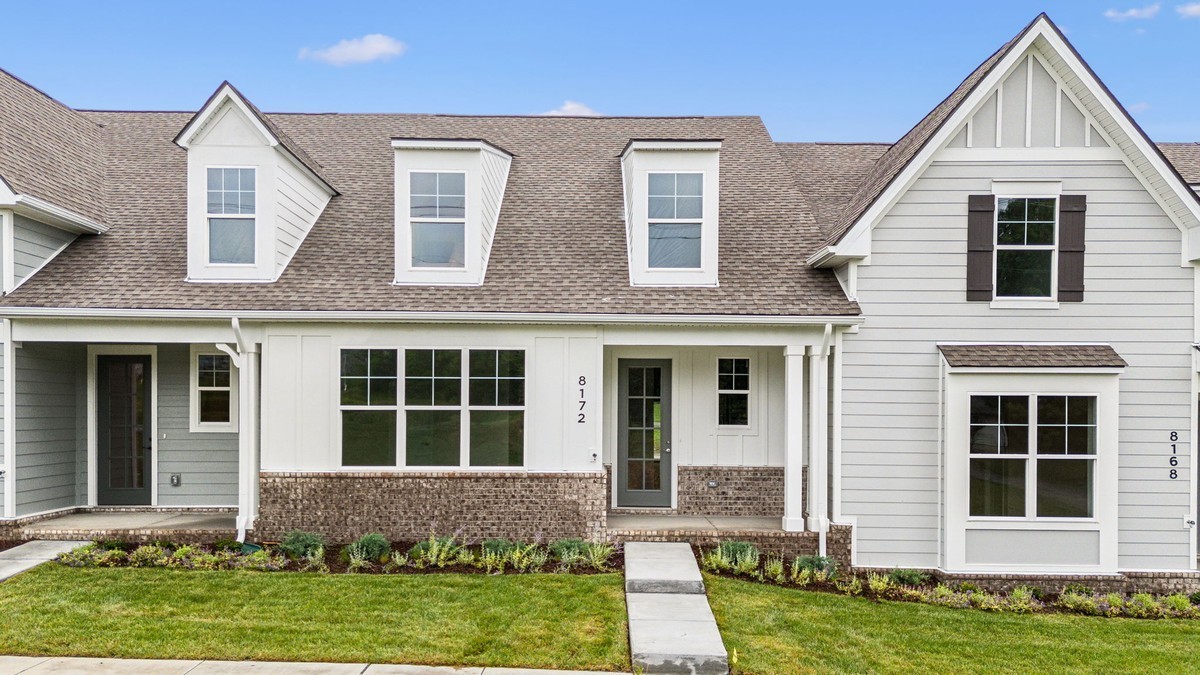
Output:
top-left (86, 345), bottom-right (159, 507)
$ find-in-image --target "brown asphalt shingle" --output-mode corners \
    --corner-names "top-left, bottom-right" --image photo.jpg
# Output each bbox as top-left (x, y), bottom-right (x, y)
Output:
top-left (776, 142), bottom-right (890, 239)
top-left (0, 69), bottom-right (105, 222)
top-left (1, 111), bottom-right (859, 316)
top-left (1158, 143), bottom-right (1200, 184)
top-left (938, 344), bottom-right (1127, 369)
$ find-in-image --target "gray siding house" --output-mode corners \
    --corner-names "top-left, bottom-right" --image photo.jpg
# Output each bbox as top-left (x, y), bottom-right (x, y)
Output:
top-left (0, 13), bottom-right (1196, 589)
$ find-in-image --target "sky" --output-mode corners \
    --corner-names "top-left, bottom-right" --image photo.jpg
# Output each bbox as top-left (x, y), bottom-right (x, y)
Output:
top-left (1, 1), bottom-right (1198, 142)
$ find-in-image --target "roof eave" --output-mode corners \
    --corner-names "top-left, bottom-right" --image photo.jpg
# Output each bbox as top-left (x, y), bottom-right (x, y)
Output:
top-left (10, 194), bottom-right (108, 234)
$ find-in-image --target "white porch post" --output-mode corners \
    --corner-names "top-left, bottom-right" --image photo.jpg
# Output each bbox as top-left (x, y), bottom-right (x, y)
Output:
top-left (235, 346), bottom-right (260, 538)
top-left (783, 345), bottom-right (806, 532)
top-left (2, 318), bottom-right (14, 520)
top-left (807, 343), bottom-right (830, 545)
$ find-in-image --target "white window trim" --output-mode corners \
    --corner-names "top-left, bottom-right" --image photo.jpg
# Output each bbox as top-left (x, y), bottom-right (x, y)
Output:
top-left (992, 194), bottom-right (1058, 302)
top-left (336, 347), bottom-right (527, 470)
top-left (715, 355), bottom-right (753, 430)
top-left (189, 344), bottom-right (239, 433)
top-left (406, 170), bottom-right (468, 272)
top-left (204, 165), bottom-right (257, 268)
top-left (944, 370), bottom-right (1119, 574)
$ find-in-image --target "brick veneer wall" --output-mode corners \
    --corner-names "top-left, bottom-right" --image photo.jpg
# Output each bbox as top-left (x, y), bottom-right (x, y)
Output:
top-left (850, 568), bottom-right (1200, 595)
top-left (676, 466), bottom-right (787, 517)
top-left (256, 471), bottom-right (607, 543)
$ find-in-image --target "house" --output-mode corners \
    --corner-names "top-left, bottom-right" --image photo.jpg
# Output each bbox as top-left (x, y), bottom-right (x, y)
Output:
top-left (0, 13), bottom-right (1196, 590)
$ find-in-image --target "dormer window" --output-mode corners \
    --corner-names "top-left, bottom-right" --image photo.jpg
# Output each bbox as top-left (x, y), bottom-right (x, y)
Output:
top-left (207, 167), bottom-right (256, 265)
top-left (620, 140), bottom-right (720, 286)
top-left (410, 171), bottom-right (466, 268)
top-left (648, 172), bottom-right (703, 269)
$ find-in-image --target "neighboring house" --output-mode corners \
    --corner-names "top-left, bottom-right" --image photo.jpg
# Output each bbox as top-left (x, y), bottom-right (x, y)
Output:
top-left (0, 14), bottom-right (1196, 588)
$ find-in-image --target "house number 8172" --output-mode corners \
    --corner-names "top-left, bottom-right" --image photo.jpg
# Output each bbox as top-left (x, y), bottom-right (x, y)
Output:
top-left (577, 376), bottom-right (587, 423)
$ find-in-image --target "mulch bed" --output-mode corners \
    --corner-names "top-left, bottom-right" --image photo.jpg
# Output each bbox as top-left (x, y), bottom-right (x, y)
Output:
top-left (312, 541), bottom-right (626, 575)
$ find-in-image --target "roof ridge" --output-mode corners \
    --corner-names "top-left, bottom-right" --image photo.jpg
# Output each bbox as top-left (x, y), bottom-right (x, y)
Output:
top-left (0, 67), bottom-right (104, 130)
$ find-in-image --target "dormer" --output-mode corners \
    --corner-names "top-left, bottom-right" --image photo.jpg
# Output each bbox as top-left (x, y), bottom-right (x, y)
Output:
top-left (391, 139), bottom-right (512, 286)
top-left (174, 82), bottom-right (336, 282)
top-left (620, 140), bottom-right (721, 286)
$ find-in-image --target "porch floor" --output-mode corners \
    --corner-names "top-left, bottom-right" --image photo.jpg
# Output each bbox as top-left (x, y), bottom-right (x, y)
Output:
top-left (607, 514), bottom-right (781, 532)
top-left (19, 511), bottom-right (237, 543)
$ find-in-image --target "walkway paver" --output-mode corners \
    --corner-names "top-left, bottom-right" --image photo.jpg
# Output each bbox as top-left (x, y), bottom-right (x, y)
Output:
top-left (0, 541), bottom-right (81, 582)
top-left (623, 542), bottom-right (728, 674)
top-left (0, 658), bottom-right (621, 674)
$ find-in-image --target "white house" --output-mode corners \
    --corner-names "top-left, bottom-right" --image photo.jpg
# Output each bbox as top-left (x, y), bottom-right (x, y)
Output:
top-left (0, 13), bottom-right (1195, 590)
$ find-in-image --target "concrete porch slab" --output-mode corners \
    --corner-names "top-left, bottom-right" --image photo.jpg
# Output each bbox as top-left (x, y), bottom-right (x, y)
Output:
top-left (608, 514), bottom-right (781, 533)
top-left (21, 512), bottom-right (236, 532)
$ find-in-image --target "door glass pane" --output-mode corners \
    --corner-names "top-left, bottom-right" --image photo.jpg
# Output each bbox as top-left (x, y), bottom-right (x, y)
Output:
top-left (625, 365), bottom-right (665, 493)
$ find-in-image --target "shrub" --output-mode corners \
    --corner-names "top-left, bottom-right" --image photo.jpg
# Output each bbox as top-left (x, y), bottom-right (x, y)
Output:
top-left (1123, 593), bottom-right (1164, 619)
top-left (836, 575), bottom-right (863, 596)
top-left (345, 533), bottom-right (391, 564)
top-left (167, 545), bottom-right (200, 569)
top-left (867, 573), bottom-right (894, 595)
top-left (1190, 591), bottom-right (1200, 606)
top-left (1098, 593), bottom-right (1126, 618)
top-left (482, 539), bottom-right (520, 557)
top-left (717, 541), bottom-right (757, 560)
top-left (763, 555), bottom-right (786, 584)
top-left (212, 538), bottom-right (242, 553)
top-left (789, 559), bottom-right (813, 587)
top-left (192, 550), bottom-right (239, 571)
top-left (408, 534), bottom-right (462, 569)
top-left (969, 591), bottom-right (1002, 612)
top-left (346, 547), bottom-right (373, 574)
top-left (510, 543), bottom-right (549, 573)
top-left (128, 545), bottom-right (168, 568)
top-left (1164, 594), bottom-right (1197, 618)
top-left (57, 543), bottom-right (128, 568)
top-left (584, 541), bottom-right (616, 571)
top-left (888, 568), bottom-right (931, 587)
top-left (1061, 582), bottom-right (1093, 596)
top-left (1006, 586), bottom-right (1040, 614)
top-left (955, 582), bottom-right (981, 593)
top-left (714, 541), bottom-right (760, 578)
top-left (279, 530), bottom-right (325, 561)
top-left (549, 539), bottom-right (587, 567)
top-left (701, 547), bottom-right (734, 573)
top-left (299, 546), bottom-right (329, 574)
top-left (1057, 591), bottom-right (1100, 616)
top-left (382, 553), bottom-right (410, 574)
top-left (238, 549), bottom-right (287, 572)
top-left (793, 555), bottom-right (838, 578)
top-left (478, 549), bottom-right (507, 574)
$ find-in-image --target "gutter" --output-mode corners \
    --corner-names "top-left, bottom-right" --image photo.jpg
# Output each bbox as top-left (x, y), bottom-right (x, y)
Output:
top-left (11, 195), bottom-right (109, 235)
top-left (0, 307), bottom-right (865, 326)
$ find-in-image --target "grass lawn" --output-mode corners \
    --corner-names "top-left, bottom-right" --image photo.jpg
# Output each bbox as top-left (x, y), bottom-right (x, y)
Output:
top-left (0, 565), bottom-right (629, 671)
top-left (707, 574), bottom-right (1200, 674)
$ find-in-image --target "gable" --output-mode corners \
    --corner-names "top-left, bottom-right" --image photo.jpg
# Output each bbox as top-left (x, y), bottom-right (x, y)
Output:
top-left (190, 100), bottom-right (273, 148)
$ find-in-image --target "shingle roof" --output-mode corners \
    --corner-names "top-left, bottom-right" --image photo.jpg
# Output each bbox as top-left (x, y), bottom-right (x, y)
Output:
top-left (0, 111), bottom-right (858, 316)
top-left (0, 68), bottom-right (105, 222)
top-left (820, 15), bottom-right (1039, 247)
top-left (1158, 143), bottom-right (1200, 184)
top-left (938, 344), bottom-right (1127, 369)
top-left (776, 143), bottom-right (890, 239)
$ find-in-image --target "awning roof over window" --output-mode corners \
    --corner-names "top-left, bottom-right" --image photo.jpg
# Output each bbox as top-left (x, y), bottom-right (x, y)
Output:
top-left (938, 344), bottom-right (1127, 369)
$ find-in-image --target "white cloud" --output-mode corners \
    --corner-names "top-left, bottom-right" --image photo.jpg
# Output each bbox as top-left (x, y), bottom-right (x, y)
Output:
top-left (1128, 101), bottom-right (1152, 113)
top-left (299, 34), bottom-right (407, 66)
top-left (1177, 3), bottom-right (1200, 17)
top-left (1103, 3), bottom-right (1161, 19)
top-left (540, 100), bottom-right (601, 116)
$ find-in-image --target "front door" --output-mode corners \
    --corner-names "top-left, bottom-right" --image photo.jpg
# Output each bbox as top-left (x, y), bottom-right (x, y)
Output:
top-left (617, 359), bottom-right (672, 507)
top-left (97, 355), bottom-right (152, 506)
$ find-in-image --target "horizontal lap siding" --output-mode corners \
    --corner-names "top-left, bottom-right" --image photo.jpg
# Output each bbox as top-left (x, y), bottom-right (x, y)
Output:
top-left (156, 344), bottom-right (238, 506)
top-left (14, 343), bottom-right (83, 516)
top-left (0, 342), bottom-right (5, 512)
top-left (274, 159), bottom-right (328, 277)
top-left (12, 215), bottom-right (74, 284)
top-left (842, 159), bottom-right (1194, 570)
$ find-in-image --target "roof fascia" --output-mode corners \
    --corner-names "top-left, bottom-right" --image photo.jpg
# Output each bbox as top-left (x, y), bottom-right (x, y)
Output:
top-left (0, 307), bottom-right (864, 326)
top-left (11, 195), bottom-right (108, 234)
top-left (174, 83), bottom-right (279, 150)
top-left (390, 138), bottom-right (513, 158)
top-left (620, 139), bottom-right (722, 159)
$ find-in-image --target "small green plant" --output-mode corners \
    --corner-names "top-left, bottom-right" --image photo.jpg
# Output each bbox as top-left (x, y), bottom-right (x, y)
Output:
top-left (969, 591), bottom-right (1002, 612)
top-left (1190, 591), bottom-right (1200, 606)
top-left (763, 555), bottom-right (786, 584)
top-left (482, 539), bottom-right (520, 557)
top-left (299, 545), bottom-right (329, 573)
top-left (212, 538), bottom-right (242, 553)
top-left (238, 549), bottom-right (287, 572)
top-left (1164, 594), bottom-right (1196, 617)
top-left (1006, 586), bottom-right (1039, 614)
top-left (836, 575), bottom-right (863, 596)
top-left (128, 545), bottom-right (168, 568)
top-left (278, 530), bottom-right (325, 561)
top-left (701, 547), bottom-right (734, 573)
top-left (793, 555), bottom-right (838, 578)
top-left (1057, 590), bottom-right (1100, 616)
top-left (1123, 593), bottom-right (1163, 619)
top-left (509, 543), bottom-right (549, 573)
top-left (454, 548), bottom-right (476, 567)
top-left (955, 582), bottom-right (981, 593)
top-left (1061, 582), bottom-right (1093, 596)
top-left (346, 547), bottom-right (373, 574)
top-left (344, 533), bottom-right (390, 564)
top-left (715, 541), bottom-right (760, 578)
top-left (167, 545), bottom-right (200, 569)
top-left (584, 541), bottom-right (616, 571)
top-left (888, 568), bottom-right (931, 587)
top-left (867, 572), bottom-right (894, 595)
top-left (382, 553), bottom-right (410, 573)
top-left (788, 558), bottom-right (813, 587)
top-left (549, 538), bottom-right (587, 568)
top-left (408, 534), bottom-right (463, 569)
top-left (478, 548), bottom-right (507, 574)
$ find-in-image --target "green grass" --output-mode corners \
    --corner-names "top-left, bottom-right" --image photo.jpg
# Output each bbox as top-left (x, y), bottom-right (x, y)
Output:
top-left (707, 574), bottom-right (1200, 674)
top-left (0, 565), bottom-right (629, 670)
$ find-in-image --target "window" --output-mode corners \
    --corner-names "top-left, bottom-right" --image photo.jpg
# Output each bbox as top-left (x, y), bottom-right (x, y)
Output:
top-left (206, 167), bottom-right (256, 265)
top-left (995, 197), bottom-right (1056, 298)
top-left (647, 173), bottom-right (703, 269)
top-left (717, 358), bottom-right (750, 426)
top-left (189, 346), bottom-right (238, 432)
top-left (969, 394), bottom-right (1095, 518)
top-left (410, 172), bottom-right (466, 268)
top-left (340, 349), bottom-right (398, 466)
top-left (339, 347), bottom-right (525, 468)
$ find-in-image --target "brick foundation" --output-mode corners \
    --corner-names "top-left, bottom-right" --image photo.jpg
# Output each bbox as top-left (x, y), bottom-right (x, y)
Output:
top-left (676, 466), bottom-right (786, 517)
top-left (255, 471), bottom-right (607, 543)
top-left (850, 567), bottom-right (1200, 595)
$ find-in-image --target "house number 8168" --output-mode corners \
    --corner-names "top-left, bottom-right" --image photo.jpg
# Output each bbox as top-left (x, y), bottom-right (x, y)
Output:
top-left (1169, 432), bottom-right (1179, 479)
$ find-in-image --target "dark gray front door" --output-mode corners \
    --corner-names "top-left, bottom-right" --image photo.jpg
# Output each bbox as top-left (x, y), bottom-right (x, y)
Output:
top-left (97, 355), bottom-right (152, 506)
top-left (617, 359), bottom-right (672, 507)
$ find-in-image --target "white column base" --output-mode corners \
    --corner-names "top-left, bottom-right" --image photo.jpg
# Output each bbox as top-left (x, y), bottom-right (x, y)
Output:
top-left (782, 516), bottom-right (807, 532)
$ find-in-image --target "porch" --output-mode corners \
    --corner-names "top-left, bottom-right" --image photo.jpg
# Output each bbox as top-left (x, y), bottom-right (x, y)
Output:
top-left (605, 512), bottom-right (852, 564)
top-left (12, 509), bottom-right (237, 543)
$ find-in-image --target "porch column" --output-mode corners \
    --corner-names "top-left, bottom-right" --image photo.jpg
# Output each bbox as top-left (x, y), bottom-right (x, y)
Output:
top-left (807, 346), bottom-right (829, 536)
top-left (236, 346), bottom-right (260, 537)
top-left (783, 346), bottom-right (806, 532)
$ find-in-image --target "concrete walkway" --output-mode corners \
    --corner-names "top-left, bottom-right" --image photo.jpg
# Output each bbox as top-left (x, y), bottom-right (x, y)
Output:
top-left (622, 542), bottom-right (728, 674)
top-left (0, 657), bottom-right (621, 675)
top-left (0, 541), bottom-right (80, 582)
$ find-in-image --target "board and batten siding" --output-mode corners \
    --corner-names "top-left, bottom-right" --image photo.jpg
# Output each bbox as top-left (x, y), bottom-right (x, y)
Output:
top-left (841, 158), bottom-right (1194, 571)
top-left (12, 215), bottom-right (74, 285)
top-left (14, 343), bottom-right (84, 517)
top-left (156, 344), bottom-right (238, 506)
top-left (273, 157), bottom-right (331, 278)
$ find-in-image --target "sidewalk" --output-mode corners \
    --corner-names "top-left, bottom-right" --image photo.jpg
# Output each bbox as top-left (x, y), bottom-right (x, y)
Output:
top-left (0, 657), bottom-right (624, 675)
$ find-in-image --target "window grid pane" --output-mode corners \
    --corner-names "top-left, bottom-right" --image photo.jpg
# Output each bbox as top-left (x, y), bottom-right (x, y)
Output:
top-left (196, 354), bottom-right (233, 424)
top-left (206, 167), bottom-right (255, 215)
top-left (995, 196), bottom-right (1056, 298)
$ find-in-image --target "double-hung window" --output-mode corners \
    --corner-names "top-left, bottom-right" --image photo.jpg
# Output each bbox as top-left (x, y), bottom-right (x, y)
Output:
top-left (969, 394), bottom-right (1096, 518)
top-left (995, 197), bottom-right (1056, 298)
top-left (190, 346), bottom-right (238, 432)
top-left (340, 347), bottom-right (526, 468)
top-left (206, 167), bottom-right (256, 265)
top-left (717, 357), bottom-right (750, 427)
top-left (410, 172), bottom-right (466, 268)
top-left (647, 172), bottom-right (703, 269)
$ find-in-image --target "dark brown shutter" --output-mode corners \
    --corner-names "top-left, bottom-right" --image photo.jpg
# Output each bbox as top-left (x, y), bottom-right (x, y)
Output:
top-left (1058, 195), bottom-right (1086, 303)
top-left (966, 195), bottom-right (995, 301)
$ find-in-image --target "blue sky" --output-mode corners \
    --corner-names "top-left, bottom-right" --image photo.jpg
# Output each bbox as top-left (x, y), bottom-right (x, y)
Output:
top-left (2, 1), bottom-right (1197, 141)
